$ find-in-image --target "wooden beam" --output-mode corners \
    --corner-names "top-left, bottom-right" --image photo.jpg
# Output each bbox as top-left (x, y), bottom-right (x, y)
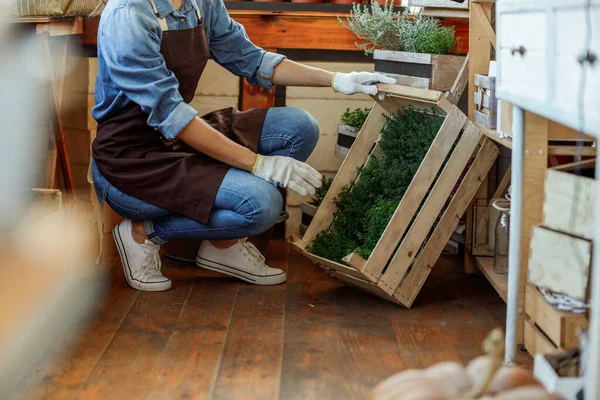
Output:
top-left (468, 2), bottom-right (493, 120)
top-left (471, 3), bottom-right (496, 49)
top-left (445, 53), bottom-right (469, 105)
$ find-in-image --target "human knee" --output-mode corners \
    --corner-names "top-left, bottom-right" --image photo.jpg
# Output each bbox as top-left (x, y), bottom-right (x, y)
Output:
top-left (286, 108), bottom-right (320, 159)
top-left (238, 183), bottom-right (283, 235)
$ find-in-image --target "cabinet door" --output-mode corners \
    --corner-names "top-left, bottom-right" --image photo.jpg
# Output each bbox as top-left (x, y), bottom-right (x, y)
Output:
top-left (497, 9), bottom-right (549, 104)
top-left (554, 4), bottom-right (600, 124)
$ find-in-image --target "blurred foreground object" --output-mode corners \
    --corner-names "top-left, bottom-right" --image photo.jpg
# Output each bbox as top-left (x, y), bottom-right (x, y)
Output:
top-left (0, 201), bottom-right (106, 397)
top-left (0, 12), bottom-right (107, 398)
top-left (370, 330), bottom-right (562, 399)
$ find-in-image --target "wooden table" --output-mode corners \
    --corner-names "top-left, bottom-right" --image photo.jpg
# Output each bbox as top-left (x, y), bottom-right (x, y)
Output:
top-left (80, 4), bottom-right (469, 109)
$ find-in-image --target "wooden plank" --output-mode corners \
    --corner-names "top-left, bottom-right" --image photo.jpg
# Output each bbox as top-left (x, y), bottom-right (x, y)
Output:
top-left (17, 280), bottom-right (139, 400)
top-left (551, 158), bottom-right (596, 172)
top-left (468, 1), bottom-right (493, 119)
top-left (410, 0), bottom-right (469, 9)
top-left (475, 256), bottom-right (508, 303)
top-left (142, 280), bottom-right (239, 399)
top-left (525, 284), bottom-right (588, 350)
top-left (301, 104), bottom-right (387, 245)
top-left (362, 106), bottom-right (467, 281)
top-left (378, 122), bottom-right (482, 295)
top-left (445, 53), bottom-right (469, 105)
top-left (378, 73), bottom-right (430, 90)
top-left (543, 170), bottom-right (596, 240)
top-left (528, 226), bottom-right (591, 302)
top-left (210, 245), bottom-right (287, 400)
top-left (548, 145), bottom-right (596, 157)
top-left (373, 50), bottom-right (432, 65)
top-left (524, 318), bottom-right (558, 356)
top-left (476, 123), bottom-right (513, 149)
top-left (35, 17), bottom-right (83, 36)
top-left (471, 3), bottom-right (496, 49)
top-left (376, 84), bottom-right (445, 105)
top-left (330, 271), bottom-right (400, 305)
top-left (430, 54), bottom-right (466, 92)
top-left (394, 138), bottom-right (499, 307)
top-left (79, 283), bottom-right (192, 399)
top-left (342, 252), bottom-right (367, 272)
top-left (518, 112), bottom-right (549, 343)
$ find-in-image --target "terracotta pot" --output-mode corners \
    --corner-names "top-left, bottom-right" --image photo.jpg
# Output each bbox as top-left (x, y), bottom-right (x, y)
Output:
top-left (331, 0), bottom-right (356, 4)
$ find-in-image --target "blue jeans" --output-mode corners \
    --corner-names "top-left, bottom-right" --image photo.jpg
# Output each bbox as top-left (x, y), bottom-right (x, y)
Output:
top-left (93, 107), bottom-right (319, 244)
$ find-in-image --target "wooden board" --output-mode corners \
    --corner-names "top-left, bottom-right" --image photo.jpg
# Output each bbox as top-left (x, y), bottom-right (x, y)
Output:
top-left (528, 226), bottom-right (591, 302)
top-left (525, 284), bottom-right (588, 350)
top-left (431, 54), bottom-right (467, 92)
top-left (362, 106), bottom-right (467, 281)
top-left (468, 1), bottom-right (493, 120)
top-left (543, 170), bottom-right (596, 241)
top-left (475, 256), bottom-right (508, 303)
top-left (394, 138), bottom-right (499, 307)
top-left (524, 318), bottom-right (558, 356)
top-left (379, 122), bottom-right (482, 295)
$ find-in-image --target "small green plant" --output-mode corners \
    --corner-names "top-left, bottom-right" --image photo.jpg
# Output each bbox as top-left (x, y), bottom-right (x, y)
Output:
top-left (308, 106), bottom-right (444, 263)
top-left (311, 176), bottom-right (333, 208)
top-left (339, 2), bottom-right (457, 55)
top-left (340, 107), bottom-right (371, 131)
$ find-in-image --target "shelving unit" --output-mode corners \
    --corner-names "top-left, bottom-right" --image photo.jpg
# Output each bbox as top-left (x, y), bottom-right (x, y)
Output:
top-left (474, 256), bottom-right (508, 303)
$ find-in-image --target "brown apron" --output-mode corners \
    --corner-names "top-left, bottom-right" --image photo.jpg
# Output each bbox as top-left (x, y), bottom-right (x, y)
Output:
top-left (92, 0), bottom-right (268, 224)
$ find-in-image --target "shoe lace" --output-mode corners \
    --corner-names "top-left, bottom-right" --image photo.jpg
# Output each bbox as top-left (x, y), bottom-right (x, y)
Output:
top-left (240, 238), bottom-right (266, 267)
top-left (140, 241), bottom-right (162, 278)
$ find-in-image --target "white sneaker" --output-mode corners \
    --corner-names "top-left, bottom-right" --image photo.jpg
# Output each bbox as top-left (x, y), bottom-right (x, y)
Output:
top-left (113, 219), bottom-right (172, 292)
top-left (196, 238), bottom-right (286, 285)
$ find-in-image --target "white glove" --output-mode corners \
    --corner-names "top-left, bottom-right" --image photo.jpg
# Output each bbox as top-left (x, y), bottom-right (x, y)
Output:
top-left (252, 155), bottom-right (322, 196)
top-left (332, 71), bottom-right (397, 96)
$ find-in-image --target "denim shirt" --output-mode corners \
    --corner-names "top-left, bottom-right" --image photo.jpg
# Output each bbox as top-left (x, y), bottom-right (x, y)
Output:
top-left (92, 0), bottom-right (286, 140)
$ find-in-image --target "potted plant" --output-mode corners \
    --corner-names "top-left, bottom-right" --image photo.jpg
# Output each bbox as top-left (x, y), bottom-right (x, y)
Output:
top-left (299, 177), bottom-right (333, 237)
top-left (339, 2), bottom-right (465, 91)
top-left (336, 106), bottom-right (371, 158)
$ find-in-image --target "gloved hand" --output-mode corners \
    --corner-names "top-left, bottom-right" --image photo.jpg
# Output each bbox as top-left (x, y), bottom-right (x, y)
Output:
top-left (332, 72), bottom-right (397, 95)
top-left (252, 155), bottom-right (322, 196)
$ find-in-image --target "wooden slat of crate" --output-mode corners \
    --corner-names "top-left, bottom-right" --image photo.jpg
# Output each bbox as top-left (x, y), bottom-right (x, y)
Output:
top-left (330, 270), bottom-right (401, 305)
top-left (376, 84), bottom-right (452, 114)
top-left (378, 122), bottom-right (482, 295)
top-left (431, 55), bottom-right (467, 92)
top-left (394, 138), bottom-right (499, 307)
top-left (525, 284), bottom-right (588, 349)
top-left (289, 240), bottom-right (367, 280)
top-left (524, 318), bottom-right (559, 356)
top-left (361, 106), bottom-right (467, 281)
top-left (301, 104), bottom-right (387, 245)
top-left (528, 226), bottom-right (591, 302)
top-left (543, 170), bottom-right (596, 241)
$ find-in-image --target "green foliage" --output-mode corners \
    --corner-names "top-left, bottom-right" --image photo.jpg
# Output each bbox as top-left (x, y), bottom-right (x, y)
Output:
top-left (338, 1), bottom-right (457, 55)
top-left (311, 176), bottom-right (333, 208)
top-left (401, 16), bottom-right (457, 55)
top-left (340, 107), bottom-right (371, 131)
top-left (308, 107), bottom-right (444, 264)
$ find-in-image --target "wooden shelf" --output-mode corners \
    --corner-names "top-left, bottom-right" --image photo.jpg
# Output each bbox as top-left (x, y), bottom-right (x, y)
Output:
top-left (475, 255), bottom-right (508, 303)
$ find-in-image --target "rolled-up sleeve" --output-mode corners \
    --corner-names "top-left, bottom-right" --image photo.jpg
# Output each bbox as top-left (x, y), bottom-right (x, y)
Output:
top-left (207, 0), bottom-right (286, 89)
top-left (98, 6), bottom-right (197, 139)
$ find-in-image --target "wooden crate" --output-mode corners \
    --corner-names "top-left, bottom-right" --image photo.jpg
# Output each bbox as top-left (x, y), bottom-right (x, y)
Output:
top-left (543, 170), bottom-right (596, 241)
top-left (291, 85), bottom-right (499, 307)
top-left (525, 284), bottom-right (588, 350)
top-left (374, 51), bottom-right (466, 92)
top-left (525, 318), bottom-right (559, 356)
top-left (528, 225), bottom-right (592, 302)
top-left (473, 74), bottom-right (497, 129)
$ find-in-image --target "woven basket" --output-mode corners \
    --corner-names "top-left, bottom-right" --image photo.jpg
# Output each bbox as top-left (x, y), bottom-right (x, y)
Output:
top-left (13, 0), bottom-right (104, 17)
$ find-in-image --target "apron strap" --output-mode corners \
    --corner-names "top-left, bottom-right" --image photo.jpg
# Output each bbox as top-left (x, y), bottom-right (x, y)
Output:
top-left (149, 0), bottom-right (169, 31)
top-left (149, 0), bottom-right (202, 32)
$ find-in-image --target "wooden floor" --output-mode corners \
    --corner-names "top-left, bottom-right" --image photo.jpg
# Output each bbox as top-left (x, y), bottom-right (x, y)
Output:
top-left (13, 240), bottom-right (513, 400)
